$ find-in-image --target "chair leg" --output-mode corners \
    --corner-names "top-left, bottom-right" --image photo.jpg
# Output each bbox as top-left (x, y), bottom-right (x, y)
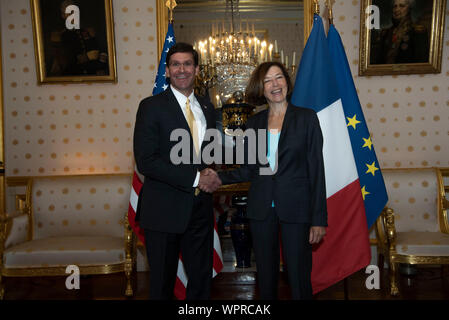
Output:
top-left (389, 261), bottom-right (400, 296)
top-left (378, 253), bottom-right (384, 272)
top-left (0, 274), bottom-right (4, 300)
top-left (125, 261), bottom-right (133, 297)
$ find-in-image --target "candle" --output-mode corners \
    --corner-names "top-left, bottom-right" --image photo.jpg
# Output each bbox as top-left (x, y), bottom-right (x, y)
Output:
top-left (285, 55), bottom-right (289, 68)
top-left (274, 40), bottom-right (278, 53)
top-left (281, 50), bottom-right (284, 64)
top-left (292, 51), bottom-right (296, 66)
top-left (269, 44), bottom-right (273, 61)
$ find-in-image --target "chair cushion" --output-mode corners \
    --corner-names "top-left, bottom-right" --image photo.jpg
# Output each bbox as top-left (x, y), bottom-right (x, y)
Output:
top-left (3, 236), bottom-right (125, 268)
top-left (395, 231), bottom-right (449, 256)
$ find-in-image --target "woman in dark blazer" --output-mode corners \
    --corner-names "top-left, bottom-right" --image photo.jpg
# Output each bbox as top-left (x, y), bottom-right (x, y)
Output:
top-left (218, 62), bottom-right (328, 300)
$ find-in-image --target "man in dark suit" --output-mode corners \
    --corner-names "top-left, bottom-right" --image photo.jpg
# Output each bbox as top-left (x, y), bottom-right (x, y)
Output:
top-left (133, 43), bottom-right (222, 300)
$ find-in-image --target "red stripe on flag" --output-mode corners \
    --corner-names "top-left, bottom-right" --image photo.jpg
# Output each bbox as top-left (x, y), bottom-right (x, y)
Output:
top-left (311, 179), bottom-right (371, 293)
top-left (173, 217), bottom-right (223, 299)
top-left (128, 171), bottom-right (145, 244)
top-left (174, 277), bottom-right (187, 300)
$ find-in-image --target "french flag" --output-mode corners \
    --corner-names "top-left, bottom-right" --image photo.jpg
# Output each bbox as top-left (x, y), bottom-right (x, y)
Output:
top-left (128, 23), bottom-right (224, 300)
top-left (291, 15), bottom-right (388, 293)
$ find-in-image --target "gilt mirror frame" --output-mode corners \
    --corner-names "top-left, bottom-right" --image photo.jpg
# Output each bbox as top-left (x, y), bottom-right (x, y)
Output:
top-left (156, 0), bottom-right (315, 58)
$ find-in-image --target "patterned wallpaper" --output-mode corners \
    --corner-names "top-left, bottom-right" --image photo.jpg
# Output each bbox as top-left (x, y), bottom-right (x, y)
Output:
top-left (324, 0), bottom-right (449, 169)
top-left (1, 0), bottom-right (448, 180)
top-left (1, 0), bottom-right (158, 177)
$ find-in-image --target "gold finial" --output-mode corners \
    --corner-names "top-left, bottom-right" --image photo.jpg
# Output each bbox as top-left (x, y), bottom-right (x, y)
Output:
top-left (313, 0), bottom-right (320, 15)
top-left (166, 0), bottom-right (177, 23)
top-left (325, 0), bottom-right (336, 25)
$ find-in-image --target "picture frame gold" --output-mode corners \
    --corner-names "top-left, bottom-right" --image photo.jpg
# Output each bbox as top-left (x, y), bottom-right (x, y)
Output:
top-left (30, 0), bottom-right (117, 84)
top-left (359, 0), bottom-right (446, 76)
top-left (156, 0), bottom-right (314, 57)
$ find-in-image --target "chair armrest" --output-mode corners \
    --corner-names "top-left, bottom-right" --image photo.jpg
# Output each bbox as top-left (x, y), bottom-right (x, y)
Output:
top-left (3, 213), bottom-right (30, 249)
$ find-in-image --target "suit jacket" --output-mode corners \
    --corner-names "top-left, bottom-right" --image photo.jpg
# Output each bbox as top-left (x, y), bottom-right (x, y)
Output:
top-left (219, 103), bottom-right (328, 226)
top-left (133, 88), bottom-right (216, 233)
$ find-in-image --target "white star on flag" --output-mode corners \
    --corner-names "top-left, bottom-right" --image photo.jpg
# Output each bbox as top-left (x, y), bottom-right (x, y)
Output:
top-left (167, 36), bottom-right (174, 43)
top-left (162, 84), bottom-right (168, 91)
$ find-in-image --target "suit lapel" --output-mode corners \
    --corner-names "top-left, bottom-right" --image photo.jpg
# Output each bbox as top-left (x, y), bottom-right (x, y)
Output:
top-left (277, 103), bottom-right (294, 150)
top-left (196, 95), bottom-right (215, 153)
top-left (164, 88), bottom-right (191, 133)
top-left (256, 110), bottom-right (269, 169)
top-left (196, 95), bottom-right (214, 130)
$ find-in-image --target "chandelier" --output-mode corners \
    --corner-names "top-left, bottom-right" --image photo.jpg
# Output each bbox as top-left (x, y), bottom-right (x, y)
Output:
top-left (193, 0), bottom-right (297, 107)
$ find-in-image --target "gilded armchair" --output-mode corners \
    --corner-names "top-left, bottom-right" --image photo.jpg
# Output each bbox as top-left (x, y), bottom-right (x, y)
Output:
top-left (0, 174), bottom-right (136, 299)
top-left (375, 168), bottom-right (449, 296)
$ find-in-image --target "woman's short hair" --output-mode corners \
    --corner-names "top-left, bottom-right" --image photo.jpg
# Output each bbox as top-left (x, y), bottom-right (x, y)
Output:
top-left (245, 61), bottom-right (293, 106)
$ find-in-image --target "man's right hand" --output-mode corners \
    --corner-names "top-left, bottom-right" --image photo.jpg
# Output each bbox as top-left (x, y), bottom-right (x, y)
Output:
top-left (198, 168), bottom-right (222, 193)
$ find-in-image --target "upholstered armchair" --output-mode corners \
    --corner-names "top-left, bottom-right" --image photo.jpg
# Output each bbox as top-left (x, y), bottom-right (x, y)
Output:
top-left (0, 174), bottom-right (135, 299)
top-left (375, 168), bottom-right (449, 296)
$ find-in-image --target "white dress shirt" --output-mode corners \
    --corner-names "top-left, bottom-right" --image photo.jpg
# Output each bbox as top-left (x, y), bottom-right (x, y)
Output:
top-left (170, 86), bottom-right (206, 187)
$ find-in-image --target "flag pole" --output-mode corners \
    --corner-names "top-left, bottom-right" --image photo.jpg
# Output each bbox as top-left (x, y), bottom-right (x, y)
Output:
top-left (325, 0), bottom-right (335, 26)
top-left (166, 0), bottom-right (177, 24)
top-left (313, 0), bottom-right (320, 14)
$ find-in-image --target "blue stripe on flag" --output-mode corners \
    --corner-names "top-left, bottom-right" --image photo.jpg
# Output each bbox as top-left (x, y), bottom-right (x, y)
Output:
top-left (291, 15), bottom-right (340, 112)
top-left (152, 23), bottom-right (176, 96)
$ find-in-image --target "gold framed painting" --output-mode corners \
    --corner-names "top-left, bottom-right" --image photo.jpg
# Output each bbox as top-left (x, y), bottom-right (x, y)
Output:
top-left (359, 0), bottom-right (446, 76)
top-left (30, 0), bottom-right (117, 84)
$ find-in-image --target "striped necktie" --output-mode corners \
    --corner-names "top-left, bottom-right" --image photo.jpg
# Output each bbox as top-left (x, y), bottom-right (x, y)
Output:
top-left (185, 98), bottom-right (199, 155)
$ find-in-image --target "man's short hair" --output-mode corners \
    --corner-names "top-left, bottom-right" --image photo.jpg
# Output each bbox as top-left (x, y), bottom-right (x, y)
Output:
top-left (166, 42), bottom-right (199, 66)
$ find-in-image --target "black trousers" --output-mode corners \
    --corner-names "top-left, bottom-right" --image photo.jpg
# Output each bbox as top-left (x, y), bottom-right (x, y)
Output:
top-left (250, 207), bottom-right (313, 300)
top-left (144, 192), bottom-right (214, 300)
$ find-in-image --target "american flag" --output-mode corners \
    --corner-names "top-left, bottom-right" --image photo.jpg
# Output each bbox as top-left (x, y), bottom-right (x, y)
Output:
top-left (128, 23), bottom-right (224, 300)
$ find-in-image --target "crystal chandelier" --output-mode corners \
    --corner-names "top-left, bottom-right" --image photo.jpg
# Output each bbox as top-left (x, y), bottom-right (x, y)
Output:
top-left (193, 0), bottom-right (297, 106)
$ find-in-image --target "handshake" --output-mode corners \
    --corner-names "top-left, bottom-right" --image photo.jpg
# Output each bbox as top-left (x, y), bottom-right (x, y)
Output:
top-left (198, 168), bottom-right (222, 193)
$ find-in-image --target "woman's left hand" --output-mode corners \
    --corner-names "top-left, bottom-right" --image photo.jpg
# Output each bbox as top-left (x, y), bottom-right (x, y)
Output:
top-left (309, 226), bottom-right (326, 244)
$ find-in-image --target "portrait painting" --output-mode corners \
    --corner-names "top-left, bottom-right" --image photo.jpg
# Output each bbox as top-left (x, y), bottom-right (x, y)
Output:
top-left (31, 0), bottom-right (117, 84)
top-left (359, 0), bottom-right (446, 76)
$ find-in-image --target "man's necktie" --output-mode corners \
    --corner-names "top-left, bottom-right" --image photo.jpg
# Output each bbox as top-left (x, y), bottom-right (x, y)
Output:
top-left (185, 98), bottom-right (199, 156)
